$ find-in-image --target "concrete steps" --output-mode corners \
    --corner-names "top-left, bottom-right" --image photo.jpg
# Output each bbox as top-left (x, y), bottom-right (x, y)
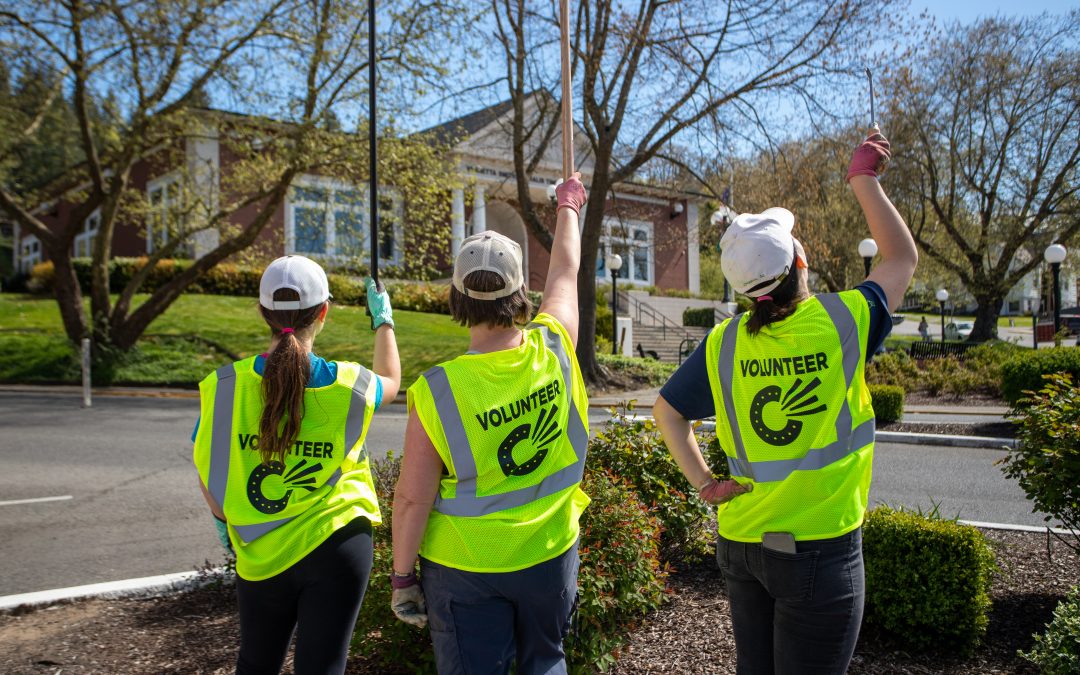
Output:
top-left (631, 324), bottom-right (711, 363)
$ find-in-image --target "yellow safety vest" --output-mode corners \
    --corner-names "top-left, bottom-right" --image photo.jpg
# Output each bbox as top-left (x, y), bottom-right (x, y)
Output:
top-left (409, 314), bottom-right (591, 573)
top-left (705, 292), bottom-right (875, 542)
top-left (193, 356), bottom-right (381, 580)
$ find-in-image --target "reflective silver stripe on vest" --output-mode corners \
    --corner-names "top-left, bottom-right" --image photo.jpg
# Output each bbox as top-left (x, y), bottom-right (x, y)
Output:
top-left (208, 363), bottom-right (236, 511)
top-left (721, 294), bottom-right (873, 483)
top-left (429, 323), bottom-right (588, 518)
top-left (213, 363), bottom-right (372, 544)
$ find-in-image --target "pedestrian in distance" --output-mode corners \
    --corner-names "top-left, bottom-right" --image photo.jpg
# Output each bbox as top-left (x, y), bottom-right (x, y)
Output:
top-left (193, 255), bottom-right (400, 675)
top-left (390, 174), bottom-right (590, 674)
top-left (918, 316), bottom-right (930, 341)
top-left (653, 128), bottom-right (917, 674)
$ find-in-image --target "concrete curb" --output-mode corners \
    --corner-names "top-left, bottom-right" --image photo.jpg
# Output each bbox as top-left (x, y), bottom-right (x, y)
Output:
top-left (0, 567), bottom-right (232, 614)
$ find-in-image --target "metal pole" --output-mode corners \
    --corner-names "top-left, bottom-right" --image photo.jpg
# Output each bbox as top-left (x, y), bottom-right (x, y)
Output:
top-left (939, 302), bottom-right (945, 342)
top-left (612, 273), bottom-right (620, 354)
top-left (722, 279), bottom-right (731, 303)
top-left (1052, 262), bottom-right (1062, 337)
top-left (1032, 311), bottom-right (1038, 349)
top-left (368, 0), bottom-right (379, 290)
top-left (559, 0), bottom-right (574, 179)
top-left (81, 338), bottom-right (91, 408)
top-left (863, 256), bottom-right (872, 278)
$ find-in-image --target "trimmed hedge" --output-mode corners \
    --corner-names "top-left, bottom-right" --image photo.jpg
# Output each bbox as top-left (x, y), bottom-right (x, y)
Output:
top-left (869, 384), bottom-right (904, 424)
top-left (682, 307), bottom-right (715, 328)
top-left (1001, 347), bottom-right (1080, 404)
top-left (863, 506), bottom-right (995, 653)
top-left (1020, 585), bottom-right (1080, 673)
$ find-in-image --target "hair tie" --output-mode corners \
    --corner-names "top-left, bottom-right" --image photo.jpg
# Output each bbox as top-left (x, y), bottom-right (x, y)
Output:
top-left (280, 328), bottom-right (294, 335)
top-left (757, 295), bottom-right (773, 302)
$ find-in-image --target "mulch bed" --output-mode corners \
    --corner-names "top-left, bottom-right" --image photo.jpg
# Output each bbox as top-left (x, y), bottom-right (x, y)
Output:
top-left (1, 530), bottom-right (1075, 674)
top-left (879, 421), bottom-right (1017, 438)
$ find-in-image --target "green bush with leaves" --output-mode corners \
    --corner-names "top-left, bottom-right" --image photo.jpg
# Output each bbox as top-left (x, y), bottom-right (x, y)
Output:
top-left (1000, 348), bottom-right (1080, 404)
top-left (863, 506), bottom-right (995, 653)
top-left (569, 468), bottom-right (668, 672)
top-left (962, 341), bottom-right (1019, 397)
top-left (866, 350), bottom-right (921, 390)
top-left (587, 408), bottom-right (725, 559)
top-left (596, 354), bottom-right (677, 387)
top-left (1020, 585), bottom-right (1080, 674)
top-left (999, 373), bottom-right (1080, 554)
top-left (869, 384), bottom-right (904, 423)
top-left (682, 307), bottom-right (715, 327)
top-left (384, 281), bottom-right (451, 314)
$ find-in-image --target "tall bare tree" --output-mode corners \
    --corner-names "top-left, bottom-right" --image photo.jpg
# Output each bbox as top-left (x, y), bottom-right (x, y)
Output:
top-left (491, 0), bottom-right (894, 382)
top-left (0, 0), bottom-right (463, 352)
top-left (886, 12), bottom-right (1080, 341)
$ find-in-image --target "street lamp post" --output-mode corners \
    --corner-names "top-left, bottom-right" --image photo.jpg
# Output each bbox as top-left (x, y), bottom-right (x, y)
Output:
top-left (858, 238), bottom-right (878, 278)
top-left (1044, 244), bottom-right (1067, 337)
top-left (935, 289), bottom-right (949, 342)
top-left (607, 253), bottom-right (623, 355)
top-left (711, 210), bottom-right (733, 302)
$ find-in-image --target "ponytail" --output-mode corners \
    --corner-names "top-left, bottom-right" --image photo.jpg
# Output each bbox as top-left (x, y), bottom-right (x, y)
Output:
top-left (745, 267), bottom-right (804, 336)
top-left (257, 289), bottom-right (324, 465)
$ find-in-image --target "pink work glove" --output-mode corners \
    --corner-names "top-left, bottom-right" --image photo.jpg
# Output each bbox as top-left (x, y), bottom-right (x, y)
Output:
top-left (846, 130), bottom-right (891, 183)
top-left (555, 172), bottom-right (588, 216)
top-left (699, 477), bottom-right (753, 505)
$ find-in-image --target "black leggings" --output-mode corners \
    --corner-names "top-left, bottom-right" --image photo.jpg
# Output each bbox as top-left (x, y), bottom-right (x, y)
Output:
top-left (236, 517), bottom-right (374, 675)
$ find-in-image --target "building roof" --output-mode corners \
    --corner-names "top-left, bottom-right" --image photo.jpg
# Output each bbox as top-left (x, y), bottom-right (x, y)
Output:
top-left (418, 96), bottom-right (522, 146)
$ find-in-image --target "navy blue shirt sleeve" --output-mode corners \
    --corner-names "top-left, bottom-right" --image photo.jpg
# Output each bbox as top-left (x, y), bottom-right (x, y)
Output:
top-left (658, 336), bottom-right (716, 420)
top-left (855, 281), bottom-right (892, 358)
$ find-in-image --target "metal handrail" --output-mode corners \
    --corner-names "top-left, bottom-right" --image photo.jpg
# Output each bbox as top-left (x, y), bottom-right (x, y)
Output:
top-left (678, 337), bottom-right (699, 365)
top-left (614, 290), bottom-right (694, 342)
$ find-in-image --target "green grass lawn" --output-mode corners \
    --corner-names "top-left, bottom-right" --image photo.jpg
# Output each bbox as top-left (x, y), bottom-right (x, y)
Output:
top-left (0, 293), bottom-right (470, 388)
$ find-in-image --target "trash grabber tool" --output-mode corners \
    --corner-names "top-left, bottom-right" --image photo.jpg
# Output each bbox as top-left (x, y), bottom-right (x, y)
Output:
top-left (368, 0), bottom-right (381, 294)
top-left (559, 0), bottom-right (574, 179)
top-left (865, 66), bottom-right (877, 131)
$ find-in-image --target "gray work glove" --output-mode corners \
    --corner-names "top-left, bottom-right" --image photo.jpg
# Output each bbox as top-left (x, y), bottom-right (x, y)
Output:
top-left (391, 582), bottom-right (428, 628)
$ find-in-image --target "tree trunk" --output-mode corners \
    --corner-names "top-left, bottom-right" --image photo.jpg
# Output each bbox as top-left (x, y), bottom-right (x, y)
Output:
top-left (50, 251), bottom-right (89, 345)
top-left (575, 168), bottom-right (612, 384)
top-left (969, 293), bottom-right (1003, 342)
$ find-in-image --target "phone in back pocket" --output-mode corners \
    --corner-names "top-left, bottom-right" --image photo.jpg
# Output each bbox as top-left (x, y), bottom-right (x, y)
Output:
top-left (762, 532), bottom-right (797, 554)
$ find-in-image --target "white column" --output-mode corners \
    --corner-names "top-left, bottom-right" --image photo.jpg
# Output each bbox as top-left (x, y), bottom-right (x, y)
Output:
top-left (472, 184), bottom-right (487, 234)
top-left (451, 188), bottom-right (465, 258)
top-left (686, 201), bottom-right (700, 295)
top-left (12, 222), bottom-right (20, 275)
top-left (186, 120), bottom-right (221, 258)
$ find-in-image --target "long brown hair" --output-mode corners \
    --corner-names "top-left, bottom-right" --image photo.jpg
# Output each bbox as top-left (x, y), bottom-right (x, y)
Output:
top-left (745, 266), bottom-right (805, 336)
top-left (257, 288), bottom-right (324, 465)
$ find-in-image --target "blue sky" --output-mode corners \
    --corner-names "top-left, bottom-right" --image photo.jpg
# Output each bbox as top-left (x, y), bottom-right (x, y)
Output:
top-left (912, 0), bottom-right (1074, 23)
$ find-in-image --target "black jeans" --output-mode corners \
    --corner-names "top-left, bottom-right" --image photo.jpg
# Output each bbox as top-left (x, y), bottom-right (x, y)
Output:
top-left (717, 528), bottom-right (864, 675)
top-left (235, 517), bottom-right (373, 675)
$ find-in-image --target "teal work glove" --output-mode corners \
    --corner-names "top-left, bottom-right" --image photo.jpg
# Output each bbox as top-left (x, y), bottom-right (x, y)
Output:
top-left (365, 277), bottom-right (394, 330)
top-left (213, 516), bottom-right (234, 556)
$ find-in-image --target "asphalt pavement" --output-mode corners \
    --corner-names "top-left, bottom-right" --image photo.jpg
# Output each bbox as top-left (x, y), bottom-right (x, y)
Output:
top-left (0, 389), bottom-right (1055, 597)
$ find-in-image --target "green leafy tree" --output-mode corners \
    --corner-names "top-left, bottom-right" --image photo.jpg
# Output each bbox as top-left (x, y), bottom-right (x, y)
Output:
top-left (0, 0), bottom-right (464, 353)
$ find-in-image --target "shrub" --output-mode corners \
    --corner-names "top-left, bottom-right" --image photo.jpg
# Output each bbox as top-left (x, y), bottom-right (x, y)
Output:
top-left (385, 281), bottom-right (450, 314)
top-left (1000, 373), bottom-right (1080, 554)
top-left (682, 307), bottom-right (715, 327)
top-left (587, 407), bottom-right (726, 559)
top-left (1001, 348), bottom-right (1080, 403)
top-left (1020, 585), bottom-right (1080, 674)
top-left (596, 354), bottom-right (677, 388)
top-left (863, 506), bottom-right (995, 653)
top-left (569, 468), bottom-right (667, 671)
top-left (962, 341), bottom-right (1019, 397)
top-left (866, 350), bottom-right (921, 390)
top-left (920, 355), bottom-right (982, 397)
top-left (350, 451), bottom-right (437, 672)
top-left (869, 384), bottom-right (904, 423)
top-left (28, 261), bottom-right (55, 292)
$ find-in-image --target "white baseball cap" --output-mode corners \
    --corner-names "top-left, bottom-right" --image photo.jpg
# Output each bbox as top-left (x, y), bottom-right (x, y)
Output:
top-left (719, 207), bottom-right (807, 298)
top-left (453, 232), bottom-right (525, 300)
top-left (259, 255), bottom-right (331, 310)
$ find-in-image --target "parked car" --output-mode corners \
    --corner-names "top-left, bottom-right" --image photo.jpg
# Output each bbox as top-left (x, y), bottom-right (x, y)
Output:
top-left (944, 321), bottom-right (973, 341)
top-left (1060, 307), bottom-right (1080, 334)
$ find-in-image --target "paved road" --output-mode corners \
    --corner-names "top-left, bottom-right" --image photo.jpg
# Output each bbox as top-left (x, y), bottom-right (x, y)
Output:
top-left (0, 391), bottom-right (1054, 596)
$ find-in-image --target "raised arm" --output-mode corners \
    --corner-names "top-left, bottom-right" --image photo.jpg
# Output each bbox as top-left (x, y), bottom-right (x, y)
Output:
top-left (846, 131), bottom-right (919, 312)
top-left (366, 278), bottom-right (401, 402)
top-left (538, 173), bottom-right (587, 346)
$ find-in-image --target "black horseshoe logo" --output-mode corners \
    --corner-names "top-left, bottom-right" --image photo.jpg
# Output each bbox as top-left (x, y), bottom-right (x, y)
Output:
top-left (748, 377), bottom-right (828, 447)
top-left (247, 461), bottom-right (291, 514)
top-left (497, 405), bottom-right (562, 477)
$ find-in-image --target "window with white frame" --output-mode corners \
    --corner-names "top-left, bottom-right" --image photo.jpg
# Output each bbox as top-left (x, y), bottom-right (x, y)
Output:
top-left (73, 209), bottom-right (100, 258)
top-left (147, 175), bottom-right (190, 256)
top-left (286, 178), bottom-right (402, 265)
top-left (595, 217), bottom-right (653, 285)
top-left (20, 235), bottom-right (42, 273)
